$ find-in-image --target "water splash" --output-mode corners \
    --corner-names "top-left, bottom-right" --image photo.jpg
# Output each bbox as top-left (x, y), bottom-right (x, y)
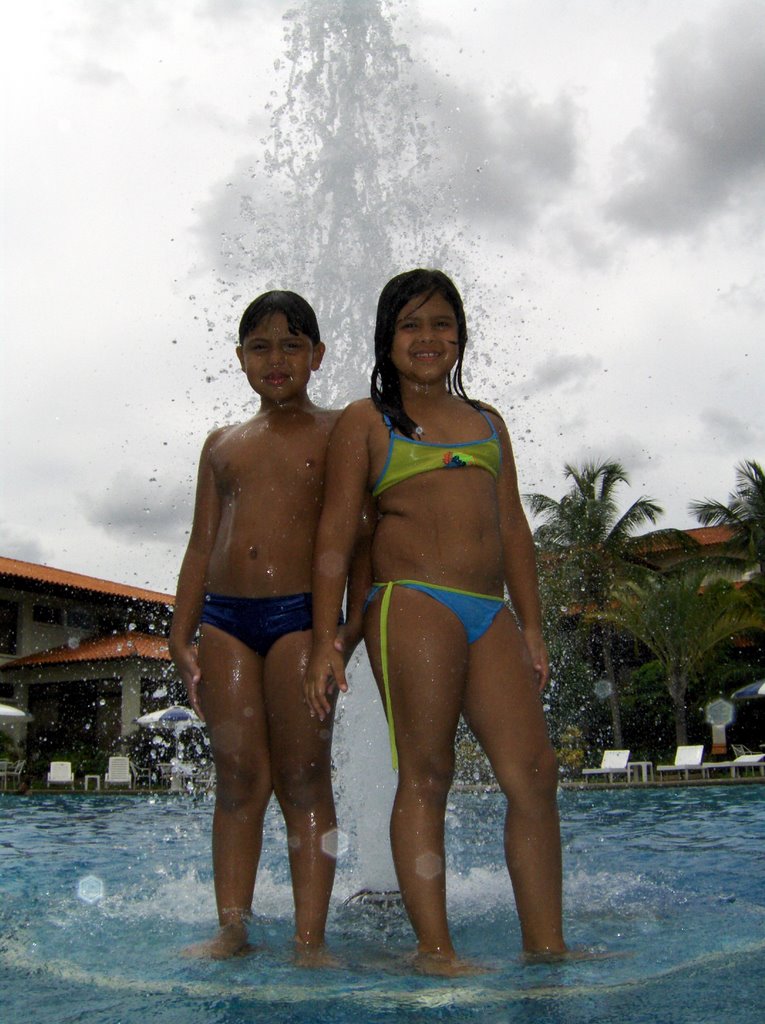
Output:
top-left (215, 0), bottom-right (462, 404)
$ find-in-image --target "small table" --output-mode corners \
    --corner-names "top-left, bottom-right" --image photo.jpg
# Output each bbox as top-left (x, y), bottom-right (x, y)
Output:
top-left (84, 774), bottom-right (101, 790)
top-left (628, 761), bottom-right (654, 783)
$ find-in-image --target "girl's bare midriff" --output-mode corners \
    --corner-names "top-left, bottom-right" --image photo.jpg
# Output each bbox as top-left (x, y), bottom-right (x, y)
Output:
top-left (372, 469), bottom-right (505, 596)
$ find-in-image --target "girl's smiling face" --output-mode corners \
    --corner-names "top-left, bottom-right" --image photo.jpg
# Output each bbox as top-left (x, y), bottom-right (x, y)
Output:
top-left (390, 291), bottom-right (460, 387)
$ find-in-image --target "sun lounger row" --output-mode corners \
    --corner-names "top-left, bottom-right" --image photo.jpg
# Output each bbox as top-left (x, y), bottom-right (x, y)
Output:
top-left (46, 757), bottom-right (150, 788)
top-left (582, 746), bottom-right (765, 782)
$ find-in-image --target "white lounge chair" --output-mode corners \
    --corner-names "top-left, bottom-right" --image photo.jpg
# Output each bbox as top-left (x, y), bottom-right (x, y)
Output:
top-left (656, 745), bottom-right (705, 780)
top-left (731, 754), bottom-right (765, 777)
top-left (104, 756), bottom-right (134, 788)
top-left (46, 761), bottom-right (74, 787)
top-left (703, 753), bottom-right (765, 779)
top-left (582, 749), bottom-right (631, 782)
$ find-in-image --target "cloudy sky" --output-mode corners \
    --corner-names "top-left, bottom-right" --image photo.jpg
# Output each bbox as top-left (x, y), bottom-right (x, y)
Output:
top-left (2, 0), bottom-right (763, 594)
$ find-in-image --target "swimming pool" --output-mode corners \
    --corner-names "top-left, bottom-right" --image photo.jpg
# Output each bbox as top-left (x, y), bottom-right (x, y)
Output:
top-left (1, 785), bottom-right (763, 1023)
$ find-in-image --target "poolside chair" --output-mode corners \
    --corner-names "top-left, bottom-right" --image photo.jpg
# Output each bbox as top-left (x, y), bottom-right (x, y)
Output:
top-left (46, 761), bottom-right (74, 787)
top-left (7, 759), bottom-right (26, 789)
top-left (731, 744), bottom-right (757, 757)
top-left (656, 745), bottom-right (705, 780)
top-left (582, 749), bottom-right (631, 783)
top-left (104, 756), bottom-right (134, 788)
top-left (702, 752), bottom-right (765, 778)
top-left (129, 760), bottom-right (152, 787)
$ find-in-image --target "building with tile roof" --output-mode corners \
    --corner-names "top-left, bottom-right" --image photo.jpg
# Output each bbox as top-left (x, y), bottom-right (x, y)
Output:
top-left (0, 557), bottom-right (178, 768)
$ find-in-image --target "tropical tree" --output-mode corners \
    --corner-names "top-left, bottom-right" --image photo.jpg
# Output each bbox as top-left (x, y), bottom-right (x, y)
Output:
top-left (525, 460), bottom-right (665, 747)
top-left (598, 567), bottom-right (763, 746)
top-left (690, 459), bottom-right (765, 574)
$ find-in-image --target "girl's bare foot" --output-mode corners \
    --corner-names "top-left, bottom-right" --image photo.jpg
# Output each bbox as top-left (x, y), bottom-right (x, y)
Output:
top-left (181, 921), bottom-right (254, 960)
top-left (522, 946), bottom-right (627, 964)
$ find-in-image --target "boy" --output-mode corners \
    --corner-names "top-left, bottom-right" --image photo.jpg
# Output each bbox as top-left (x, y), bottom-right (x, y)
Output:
top-left (169, 291), bottom-right (367, 961)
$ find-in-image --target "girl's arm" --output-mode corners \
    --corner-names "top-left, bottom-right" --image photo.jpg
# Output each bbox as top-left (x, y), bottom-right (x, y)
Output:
top-left (338, 494), bottom-right (375, 663)
top-left (168, 431), bottom-right (223, 718)
top-left (492, 413), bottom-right (550, 690)
top-left (305, 403), bottom-right (372, 718)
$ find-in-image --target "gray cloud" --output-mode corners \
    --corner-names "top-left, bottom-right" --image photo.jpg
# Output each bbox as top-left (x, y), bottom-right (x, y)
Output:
top-left (523, 353), bottom-right (601, 395)
top-left (82, 472), bottom-right (193, 545)
top-left (0, 523), bottom-right (47, 565)
top-left (605, 0), bottom-right (765, 235)
top-left (417, 76), bottom-right (581, 230)
top-left (698, 408), bottom-right (763, 452)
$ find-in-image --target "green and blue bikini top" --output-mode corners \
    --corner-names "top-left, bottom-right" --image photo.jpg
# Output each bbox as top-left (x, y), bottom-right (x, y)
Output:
top-left (371, 408), bottom-right (502, 497)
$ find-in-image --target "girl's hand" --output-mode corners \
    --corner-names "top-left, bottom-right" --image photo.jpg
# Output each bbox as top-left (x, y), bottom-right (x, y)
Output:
top-left (334, 620), bottom-right (364, 666)
top-left (522, 627), bottom-right (550, 692)
top-left (169, 640), bottom-right (204, 720)
top-left (304, 642), bottom-right (348, 720)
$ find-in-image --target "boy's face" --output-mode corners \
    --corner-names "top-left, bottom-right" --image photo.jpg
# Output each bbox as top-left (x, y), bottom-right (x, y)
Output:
top-left (237, 312), bottom-right (324, 404)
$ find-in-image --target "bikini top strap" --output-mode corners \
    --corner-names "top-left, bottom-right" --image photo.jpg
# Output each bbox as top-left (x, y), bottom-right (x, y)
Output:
top-left (477, 406), bottom-right (499, 438)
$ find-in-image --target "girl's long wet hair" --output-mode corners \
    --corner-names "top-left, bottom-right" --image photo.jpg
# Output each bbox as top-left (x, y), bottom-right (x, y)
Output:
top-left (238, 290), bottom-right (321, 345)
top-left (371, 269), bottom-right (475, 437)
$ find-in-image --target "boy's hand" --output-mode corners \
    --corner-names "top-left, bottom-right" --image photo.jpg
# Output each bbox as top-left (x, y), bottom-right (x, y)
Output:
top-left (170, 641), bottom-right (205, 720)
top-left (522, 627), bottom-right (550, 692)
top-left (304, 642), bottom-right (348, 720)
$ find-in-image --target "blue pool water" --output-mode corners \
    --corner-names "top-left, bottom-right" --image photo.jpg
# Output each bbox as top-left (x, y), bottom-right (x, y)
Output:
top-left (1, 785), bottom-right (763, 1023)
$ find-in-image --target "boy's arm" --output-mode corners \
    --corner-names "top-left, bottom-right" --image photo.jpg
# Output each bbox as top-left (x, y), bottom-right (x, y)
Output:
top-left (305, 404), bottom-right (371, 717)
top-left (168, 432), bottom-right (222, 718)
top-left (492, 414), bottom-right (550, 691)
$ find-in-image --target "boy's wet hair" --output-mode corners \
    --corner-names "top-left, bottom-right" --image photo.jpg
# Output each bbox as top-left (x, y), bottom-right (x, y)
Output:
top-left (371, 269), bottom-right (475, 438)
top-left (238, 291), bottom-right (321, 345)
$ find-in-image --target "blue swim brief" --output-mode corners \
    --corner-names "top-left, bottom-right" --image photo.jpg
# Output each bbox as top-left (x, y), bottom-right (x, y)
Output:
top-left (200, 592), bottom-right (338, 658)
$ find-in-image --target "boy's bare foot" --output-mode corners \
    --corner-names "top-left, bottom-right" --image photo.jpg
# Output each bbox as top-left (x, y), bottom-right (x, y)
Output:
top-left (181, 921), bottom-right (255, 960)
top-left (293, 940), bottom-right (342, 969)
top-left (411, 950), bottom-right (489, 977)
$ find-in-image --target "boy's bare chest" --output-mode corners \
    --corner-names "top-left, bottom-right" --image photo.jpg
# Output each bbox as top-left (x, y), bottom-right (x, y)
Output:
top-left (213, 429), bottom-right (329, 499)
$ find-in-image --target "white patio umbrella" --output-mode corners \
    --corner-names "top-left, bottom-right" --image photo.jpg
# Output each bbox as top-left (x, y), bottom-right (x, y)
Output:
top-left (134, 705), bottom-right (203, 758)
top-left (0, 702), bottom-right (33, 722)
top-left (731, 680), bottom-right (765, 700)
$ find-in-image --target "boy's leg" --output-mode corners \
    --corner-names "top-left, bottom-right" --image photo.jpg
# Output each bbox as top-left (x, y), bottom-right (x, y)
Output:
top-left (263, 630), bottom-right (338, 952)
top-left (197, 625), bottom-right (273, 952)
top-left (463, 610), bottom-right (566, 955)
top-left (364, 589), bottom-right (468, 966)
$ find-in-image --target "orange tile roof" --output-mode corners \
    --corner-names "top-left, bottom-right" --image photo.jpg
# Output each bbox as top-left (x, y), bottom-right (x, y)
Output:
top-left (1, 632), bottom-right (172, 670)
top-left (0, 556), bottom-right (174, 605)
top-left (683, 526), bottom-right (736, 546)
top-left (628, 525), bottom-right (736, 559)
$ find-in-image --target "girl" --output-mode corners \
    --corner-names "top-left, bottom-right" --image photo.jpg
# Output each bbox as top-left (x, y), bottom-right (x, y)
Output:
top-left (305, 269), bottom-right (567, 973)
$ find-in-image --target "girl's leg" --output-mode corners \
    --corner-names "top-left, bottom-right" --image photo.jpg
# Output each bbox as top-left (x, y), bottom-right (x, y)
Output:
top-left (196, 625), bottom-right (273, 955)
top-left (463, 610), bottom-right (566, 955)
top-left (264, 630), bottom-right (338, 955)
top-left (364, 589), bottom-right (468, 966)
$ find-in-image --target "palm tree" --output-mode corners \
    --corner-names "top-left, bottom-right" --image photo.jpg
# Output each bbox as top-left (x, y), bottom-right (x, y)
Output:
top-left (599, 567), bottom-right (763, 745)
top-left (689, 460), bottom-right (765, 574)
top-left (525, 460), bottom-right (665, 746)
